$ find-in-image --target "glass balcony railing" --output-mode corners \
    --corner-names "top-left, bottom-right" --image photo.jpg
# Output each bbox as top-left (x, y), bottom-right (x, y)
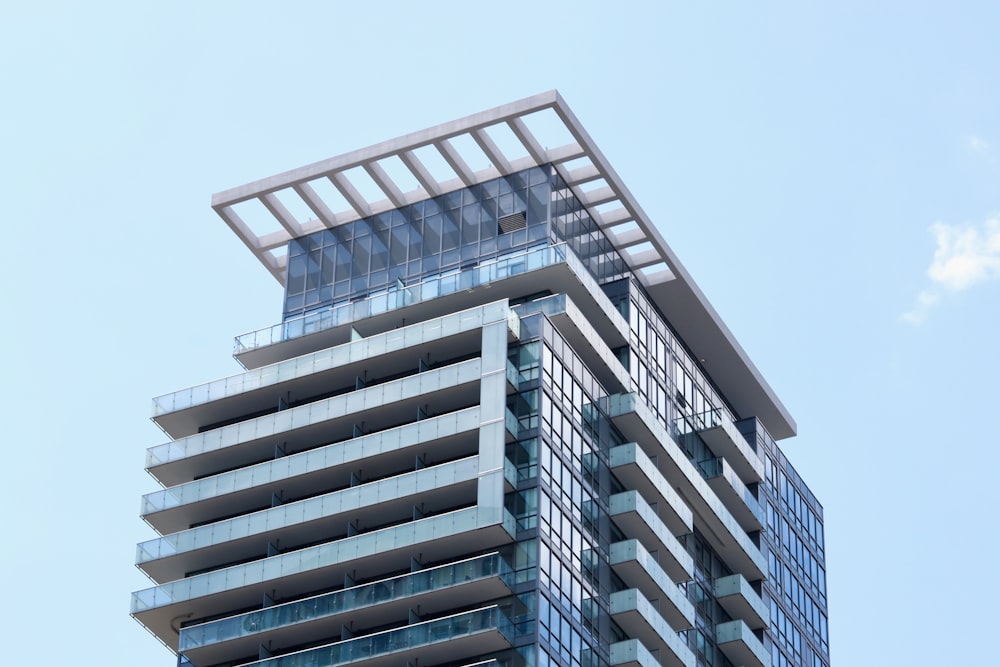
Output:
top-left (675, 407), bottom-right (736, 436)
top-left (179, 553), bottom-right (513, 653)
top-left (697, 457), bottom-right (764, 528)
top-left (599, 392), bottom-right (767, 579)
top-left (235, 243), bottom-right (571, 355)
top-left (609, 539), bottom-right (695, 630)
top-left (243, 605), bottom-right (513, 667)
top-left (678, 407), bottom-right (764, 483)
top-left (716, 619), bottom-right (769, 667)
top-left (145, 359), bottom-right (482, 470)
top-left (503, 458), bottom-right (518, 489)
top-left (609, 490), bottom-right (693, 581)
top-left (142, 408), bottom-right (480, 517)
top-left (137, 457), bottom-right (480, 565)
top-left (155, 301), bottom-right (510, 418)
top-left (504, 408), bottom-right (519, 440)
top-left (609, 442), bottom-right (693, 535)
top-left (132, 506), bottom-right (482, 613)
top-left (610, 639), bottom-right (657, 667)
top-left (511, 292), bottom-right (567, 318)
top-left (505, 358), bottom-right (520, 389)
top-left (697, 456), bottom-right (724, 478)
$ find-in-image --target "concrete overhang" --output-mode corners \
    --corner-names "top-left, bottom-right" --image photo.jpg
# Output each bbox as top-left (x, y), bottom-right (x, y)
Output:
top-left (212, 91), bottom-right (795, 439)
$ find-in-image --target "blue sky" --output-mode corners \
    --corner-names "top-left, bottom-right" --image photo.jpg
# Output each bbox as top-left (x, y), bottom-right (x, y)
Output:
top-left (2, 2), bottom-right (998, 664)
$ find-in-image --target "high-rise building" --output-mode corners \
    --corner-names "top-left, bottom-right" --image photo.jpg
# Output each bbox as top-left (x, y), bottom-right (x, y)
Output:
top-left (132, 91), bottom-right (830, 667)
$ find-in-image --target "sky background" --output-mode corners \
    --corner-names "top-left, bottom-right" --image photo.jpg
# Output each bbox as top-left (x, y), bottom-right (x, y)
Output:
top-left (2, 2), bottom-right (998, 664)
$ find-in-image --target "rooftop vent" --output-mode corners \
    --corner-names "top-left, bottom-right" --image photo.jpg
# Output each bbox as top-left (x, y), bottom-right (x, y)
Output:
top-left (498, 211), bottom-right (527, 234)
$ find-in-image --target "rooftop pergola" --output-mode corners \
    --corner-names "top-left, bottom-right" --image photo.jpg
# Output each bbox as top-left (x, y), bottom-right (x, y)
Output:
top-left (211, 91), bottom-right (796, 439)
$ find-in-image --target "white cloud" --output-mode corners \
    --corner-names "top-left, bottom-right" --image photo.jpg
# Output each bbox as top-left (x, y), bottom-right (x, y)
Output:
top-left (901, 216), bottom-right (1000, 324)
top-left (969, 135), bottom-right (991, 155)
top-left (927, 218), bottom-right (1000, 289)
top-left (900, 290), bottom-right (940, 325)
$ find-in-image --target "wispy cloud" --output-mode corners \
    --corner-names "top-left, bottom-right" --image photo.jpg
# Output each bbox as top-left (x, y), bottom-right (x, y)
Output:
top-left (900, 290), bottom-right (940, 325)
top-left (901, 216), bottom-right (1000, 324)
top-left (968, 135), bottom-right (991, 155)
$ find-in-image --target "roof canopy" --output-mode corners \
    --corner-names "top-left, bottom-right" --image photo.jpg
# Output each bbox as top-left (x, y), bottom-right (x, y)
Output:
top-left (211, 91), bottom-right (796, 439)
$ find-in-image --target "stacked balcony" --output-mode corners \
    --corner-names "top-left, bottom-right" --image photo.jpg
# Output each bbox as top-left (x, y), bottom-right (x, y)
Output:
top-left (608, 491), bottom-right (693, 584)
top-left (678, 408), bottom-right (764, 484)
top-left (242, 605), bottom-right (514, 667)
top-left (133, 302), bottom-right (521, 665)
top-left (697, 456), bottom-right (764, 532)
top-left (601, 394), bottom-right (767, 581)
top-left (610, 637), bottom-right (694, 667)
top-left (714, 574), bottom-right (769, 631)
top-left (716, 619), bottom-right (770, 667)
top-left (599, 393), bottom-right (774, 667)
top-left (610, 590), bottom-right (696, 667)
top-left (178, 553), bottom-right (513, 666)
top-left (610, 539), bottom-right (694, 632)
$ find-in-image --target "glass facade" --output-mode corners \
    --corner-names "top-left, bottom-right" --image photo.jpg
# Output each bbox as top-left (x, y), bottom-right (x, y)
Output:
top-left (743, 418), bottom-right (830, 667)
top-left (178, 553), bottom-right (515, 654)
top-left (282, 166), bottom-right (629, 322)
top-left (283, 166), bottom-right (553, 320)
top-left (136, 162), bottom-right (829, 667)
top-left (246, 605), bottom-right (515, 667)
top-left (505, 316), bottom-right (628, 667)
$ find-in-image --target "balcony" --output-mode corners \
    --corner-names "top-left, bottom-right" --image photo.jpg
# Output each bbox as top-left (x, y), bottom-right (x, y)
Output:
top-left (513, 293), bottom-right (630, 393)
top-left (138, 457), bottom-right (480, 582)
top-left (609, 443), bottom-right (693, 536)
top-left (697, 457), bottom-right (763, 532)
top-left (242, 605), bottom-right (513, 667)
top-left (141, 408), bottom-right (481, 534)
top-left (600, 393), bottom-right (767, 581)
top-left (233, 243), bottom-right (627, 370)
top-left (677, 409), bottom-right (763, 484)
top-left (153, 301), bottom-right (512, 439)
top-left (505, 358), bottom-right (520, 392)
top-left (610, 637), bottom-right (695, 667)
top-left (504, 407), bottom-right (520, 443)
top-left (146, 358), bottom-right (483, 487)
top-left (610, 590), bottom-right (696, 667)
top-left (609, 491), bottom-right (693, 583)
top-left (178, 553), bottom-right (513, 667)
top-left (131, 507), bottom-right (516, 651)
top-left (713, 574), bottom-right (769, 630)
top-left (715, 619), bottom-right (770, 667)
top-left (610, 539), bottom-right (694, 631)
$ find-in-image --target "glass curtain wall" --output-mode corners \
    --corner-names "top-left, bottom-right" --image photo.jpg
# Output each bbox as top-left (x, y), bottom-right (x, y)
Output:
top-left (283, 167), bottom-right (552, 320)
top-left (282, 165), bottom-right (631, 322)
top-left (742, 418), bottom-right (830, 667)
